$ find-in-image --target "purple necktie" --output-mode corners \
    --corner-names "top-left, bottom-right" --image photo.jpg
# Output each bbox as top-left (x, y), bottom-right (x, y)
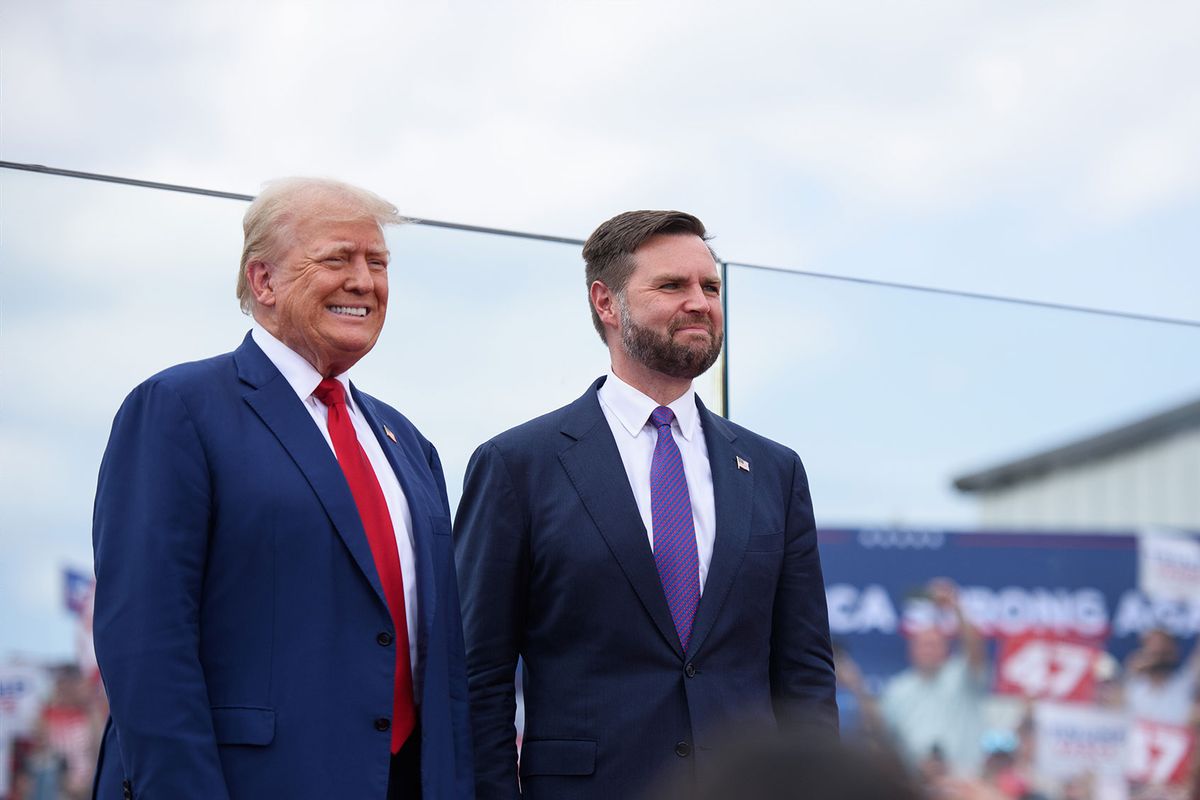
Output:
top-left (649, 406), bottom-right (700, 651)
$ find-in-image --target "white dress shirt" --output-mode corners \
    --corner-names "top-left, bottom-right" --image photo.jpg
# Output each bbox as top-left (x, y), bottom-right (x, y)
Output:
top-left (597, 370), bottom-right (717, 592)
top-left (252, 326), bottom-right (420, 679)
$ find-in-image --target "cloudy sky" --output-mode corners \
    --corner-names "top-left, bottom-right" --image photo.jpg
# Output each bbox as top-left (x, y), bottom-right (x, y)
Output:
top-left (2, 0), bottom-right (1198, 659)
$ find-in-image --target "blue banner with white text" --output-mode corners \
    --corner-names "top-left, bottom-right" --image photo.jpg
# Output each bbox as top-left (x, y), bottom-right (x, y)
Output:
top-left (817, 528), bottom-right (1200, 689)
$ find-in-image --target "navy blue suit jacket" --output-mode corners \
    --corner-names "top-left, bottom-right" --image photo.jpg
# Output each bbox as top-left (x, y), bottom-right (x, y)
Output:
top-left (92, 333), bottom-right (474, 799)
top-left (454, 377), bottom-right (837, 800)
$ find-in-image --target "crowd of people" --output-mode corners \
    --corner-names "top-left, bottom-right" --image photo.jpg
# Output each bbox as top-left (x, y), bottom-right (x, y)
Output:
top-left (4, 581), bottom-right (1197, 799)
top-left (835, 579), bottom-right (1200, 800)
top-left (3, 666), bottom-right (105, 800)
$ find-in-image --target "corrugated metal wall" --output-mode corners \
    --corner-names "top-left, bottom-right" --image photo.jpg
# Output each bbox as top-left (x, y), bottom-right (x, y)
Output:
top-left (978, 428), bottom-right (1200, 531)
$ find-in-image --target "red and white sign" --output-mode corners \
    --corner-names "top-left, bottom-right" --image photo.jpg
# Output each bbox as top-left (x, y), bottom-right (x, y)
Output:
top-left (995, 632), bottom-right (1101, 702)
top-left (1127, 719), bottom-right (1194, 786)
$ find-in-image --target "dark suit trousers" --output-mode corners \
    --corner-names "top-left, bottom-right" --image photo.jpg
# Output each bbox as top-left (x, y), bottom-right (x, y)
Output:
top-left (388, 725), bottom-right (422, 799)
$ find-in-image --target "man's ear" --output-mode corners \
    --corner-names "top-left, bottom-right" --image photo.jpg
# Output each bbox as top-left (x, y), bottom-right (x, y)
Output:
top-left (245, 260), bottom-right (276, 307)
top-left (590, 280), bottom-right (619, 332)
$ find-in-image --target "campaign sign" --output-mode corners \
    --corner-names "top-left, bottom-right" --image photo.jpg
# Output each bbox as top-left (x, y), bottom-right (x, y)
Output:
top-left (1033, 701), bottom-right (1128, 779)
top-left (0, 664), bottom-right (51, 735)
top-left (818, 529), bottom-right (1199, 687)
top-left (1127, 720), bottom-right (1195, 786)
top-left (995, 632), bottom-right (1102, 702)
top-left (0, 664), bottom-right (53, 797)
top-left (1139, 530), bottom-right (1200, 603)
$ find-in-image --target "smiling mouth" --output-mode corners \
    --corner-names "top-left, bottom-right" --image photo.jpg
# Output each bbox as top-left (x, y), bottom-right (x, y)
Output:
top-left (328, 306), bottom-right (368, 317)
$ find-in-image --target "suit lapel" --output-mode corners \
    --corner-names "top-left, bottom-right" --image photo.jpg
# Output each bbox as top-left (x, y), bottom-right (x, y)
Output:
top-left (686, 399), bottom-right (754, 658)
top-left (353, 387), bottom-right (438, 653)
top-left (557, 378), bottom-right (685, 659)
top-left (233, 334), bottom-right (388, 610)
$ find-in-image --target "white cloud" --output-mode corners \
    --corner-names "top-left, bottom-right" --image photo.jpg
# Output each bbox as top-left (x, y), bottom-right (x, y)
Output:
top-left (735, 1), bottom-right (1200, 222)
top-left (7, 0), bottom-right (1199, 233)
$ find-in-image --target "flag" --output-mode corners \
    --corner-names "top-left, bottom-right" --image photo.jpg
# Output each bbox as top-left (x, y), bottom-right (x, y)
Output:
top-left (63, 568), bottom-right (93, 616)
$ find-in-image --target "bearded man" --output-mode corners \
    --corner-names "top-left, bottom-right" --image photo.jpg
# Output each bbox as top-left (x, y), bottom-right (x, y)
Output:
top-left (454, 210), bottom-right (838, 800)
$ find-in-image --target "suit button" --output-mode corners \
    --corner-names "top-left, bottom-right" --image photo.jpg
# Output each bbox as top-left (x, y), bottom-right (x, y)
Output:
top-left (377, 631), bottom-right (393, 646)
top-left (375, 717), bottom-right (391, 732)
top-left (675, 741), bottom-right (691, 757)
top-left (684, 662), bottom-right (697, 678)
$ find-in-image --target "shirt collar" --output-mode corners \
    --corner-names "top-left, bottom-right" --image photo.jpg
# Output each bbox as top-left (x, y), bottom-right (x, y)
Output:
top-left (598, 370), bottom-right (699, 441)
top-left (251, 324), bottom-right (356, 412)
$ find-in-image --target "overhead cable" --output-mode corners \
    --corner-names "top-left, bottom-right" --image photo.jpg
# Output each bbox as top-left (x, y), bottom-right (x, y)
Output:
top-left (3, 160), bottom-right (1197, 328)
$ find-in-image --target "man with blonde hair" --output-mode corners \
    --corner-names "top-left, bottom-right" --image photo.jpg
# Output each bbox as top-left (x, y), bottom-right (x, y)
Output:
top-left (92, 178), bottom-right (474, 799)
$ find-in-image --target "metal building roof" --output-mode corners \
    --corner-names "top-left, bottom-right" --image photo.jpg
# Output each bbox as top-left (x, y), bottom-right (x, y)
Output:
top-left (954, 396), bottom-right (1200, 493)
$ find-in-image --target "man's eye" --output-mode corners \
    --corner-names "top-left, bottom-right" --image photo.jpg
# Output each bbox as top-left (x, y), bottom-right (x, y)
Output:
top-left (661, 283), bottom-right (679, 290)
top-left (323, 256), bottom-right (346, 266)
top-left (369, 260), bottom-right (388, 270)
top-left (705, 285), bottom-right (721, 294)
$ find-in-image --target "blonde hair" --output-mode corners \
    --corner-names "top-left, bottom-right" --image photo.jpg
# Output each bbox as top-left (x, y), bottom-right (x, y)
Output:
top-left (236, 177), bottom-right (405, 314)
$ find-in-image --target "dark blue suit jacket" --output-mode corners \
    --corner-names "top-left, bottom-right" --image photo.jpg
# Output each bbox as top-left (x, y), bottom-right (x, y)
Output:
top-left (92, 333), bottom-right (474, 799)
top-left (454, 377), bottom-right (837, 800)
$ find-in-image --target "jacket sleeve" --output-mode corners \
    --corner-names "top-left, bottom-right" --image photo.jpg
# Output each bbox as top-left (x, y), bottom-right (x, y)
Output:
top-left (454, 441), bottom-right (527, 800)
top-left (92, 379), bottom-right (231, 799)
top-left (426, 438), bottom-right (479, 800)
top-left (769, 453), bottom-right (840, 734)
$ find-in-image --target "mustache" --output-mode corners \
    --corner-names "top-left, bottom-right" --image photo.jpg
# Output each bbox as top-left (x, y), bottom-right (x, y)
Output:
top-left (669, 314), bottom-right (714, 335)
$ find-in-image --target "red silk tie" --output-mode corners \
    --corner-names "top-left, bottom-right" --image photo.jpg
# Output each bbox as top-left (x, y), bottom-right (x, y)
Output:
top-left (314, 378), bottom-right (415, 752)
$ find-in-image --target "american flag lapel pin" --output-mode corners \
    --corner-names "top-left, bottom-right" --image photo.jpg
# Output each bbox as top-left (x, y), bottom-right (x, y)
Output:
top-left (736, 456), bottom-right (750, 472)
top-left (384, 426), bottom-right (398, 444)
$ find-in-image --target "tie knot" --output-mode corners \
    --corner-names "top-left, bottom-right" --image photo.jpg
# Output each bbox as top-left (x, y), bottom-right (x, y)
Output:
top-left (649, 406), bottom-right (676, 430)
top-left (313, 378), bottom-right (347, 408)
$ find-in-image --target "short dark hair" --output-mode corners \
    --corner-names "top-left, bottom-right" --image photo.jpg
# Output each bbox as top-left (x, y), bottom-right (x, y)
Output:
top-left (582, 210), bottom-right (712, 341)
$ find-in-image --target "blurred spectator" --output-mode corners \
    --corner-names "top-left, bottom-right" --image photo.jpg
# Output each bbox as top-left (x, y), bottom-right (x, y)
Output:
top-left (1124, 628), bottom-right (1200, 727)
top-left (3, 665), bottom-right (105, 800)
top-left (978, 730), bottom-right (1024, 797)
top-left (880, 578), bottom-right (989, 777)
top-left (929, 777), bottom-right (1011, 800)
top-left (20, 719), bottom-right (67, 800)
top-left (651, 728), bottom-right (927, 800)
top-left (833, 643), bottom-right (886, 743)
top-left (1093, 653), bottom-right (1124, 710)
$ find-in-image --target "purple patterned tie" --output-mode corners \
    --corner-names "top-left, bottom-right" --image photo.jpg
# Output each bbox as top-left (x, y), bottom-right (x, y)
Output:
top-left (649, 406), bottom-right (700, 651)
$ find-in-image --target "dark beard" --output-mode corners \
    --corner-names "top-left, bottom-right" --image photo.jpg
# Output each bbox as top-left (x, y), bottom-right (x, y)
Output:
top-left (618, 299), bottom-right (723, 380)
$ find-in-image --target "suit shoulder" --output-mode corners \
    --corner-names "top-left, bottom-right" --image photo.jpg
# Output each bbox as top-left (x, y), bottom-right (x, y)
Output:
top-left (479, 399), bottom-right (581, 455)
top-left (708, 414), bottom-right (804, 465)
top-left (138, 351), bottom-right (239, 393)
top-left (104, 352), bottom-right (241, 449)
top-left (115, 351), bottom-right (238, 413)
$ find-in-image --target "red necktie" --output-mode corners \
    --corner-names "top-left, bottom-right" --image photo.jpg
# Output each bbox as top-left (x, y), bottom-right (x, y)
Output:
top-left (314, 378), bottom-right (415, 752)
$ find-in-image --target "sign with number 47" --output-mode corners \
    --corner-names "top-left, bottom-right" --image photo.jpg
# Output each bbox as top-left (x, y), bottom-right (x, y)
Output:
top-left (1127, 720), bottom-right (1194, 785)
top-left (996, 632), bottom-right (1100, 702)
